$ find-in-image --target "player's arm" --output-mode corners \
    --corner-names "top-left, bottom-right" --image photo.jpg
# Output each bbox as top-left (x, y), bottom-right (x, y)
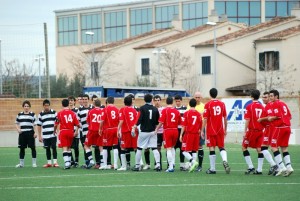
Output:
top-left (258, 116), bottom-right (269, 122)
top-left (33, 115), bottom-right (37, 138)
top-left (201, 118), bottom-right (207, 139)
top-left (15, 123), bottom-right (21, 134)
top-left (155, 122), bottom-right (163, 134)
top-left (224, 117), bottom-right (228, 136)
top-left (99, 120), bottom-right (104, 136)
top-left (179, 126), bottom-right (185, 142)
top-left (244, 119), bottom-right (250, 137)
top-left (37, 125), bottom-right (42, 142)
top-left (118, 120), bottom-right (123, 138)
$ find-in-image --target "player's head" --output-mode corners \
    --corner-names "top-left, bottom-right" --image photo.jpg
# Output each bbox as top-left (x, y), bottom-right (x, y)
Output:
top-left (94, 99), bottom-right (101, 107)
top-left (68, 96), bottom-right (76, 107)
top-left (128, 94), bottom-right (135, 103)
top-left (91, 94), bottom-right (98, 102)
top-left (106, 96), bottom-right (114, 104)
top-left (250, 89), bottom-right (260, 100)
top-left (174, 94), bottom-right (182, 107)
top-left (82, 94), bottom-right (89, 107)
top-left (262, 92), bottom-right (269, 104)
top-left (144, 94), bottom-right (153, 103)
top-left (189, 98), bottom-right (197, 108)
top-left (153, 95), bottom-right (161, 107)
top-left (124, 96), bottom-right (132, 106)
top-left (209, 88), bottom-right (218, 98)
top-left (77, 93), bottom-right (83, 106)
top-left (62, 99), bottom-right (69, 107)
top-left (269, 89), bottom-right (279, 101)
top-left (194, 91), bottom-right (202, 104)
top-left (42, 99), bottom-right (51, 112)
top-left (22, 100), bottom-right (31, 112)
top-left (166, 96), bottom-right (173, 105)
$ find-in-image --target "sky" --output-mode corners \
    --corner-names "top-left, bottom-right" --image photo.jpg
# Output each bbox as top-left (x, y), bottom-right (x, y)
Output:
top-left (0, 0), bottom-right (137, 75)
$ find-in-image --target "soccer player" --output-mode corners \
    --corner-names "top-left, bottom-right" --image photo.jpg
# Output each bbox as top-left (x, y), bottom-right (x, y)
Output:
top-left (174, 94), bottom-right (187, 170)
top-left (68, 96), bottom-right (80, 167)
top-left (155, 96), bottom-right (181, 172)
top-left (54, 99), bottom-right (80, 169)
top-left (202, 88), bottom-right (230, 174)
top-left (242, 89), bottom-right (266, 175)
top-left (180, 98), bottom-right (202, 172)
top-left (132, 94), bottom-right (161, 171)
top-left (268, 90), bottom-right (293, 176)
top-left (37, 99), bottom-right (59, 168)
top-left (117, 96), bottom-right (138, 171)
top-left (84, 99), bottom-right (104, 169)
top-left (257, 92), bottom-right (278, 175)
top-left (188, 91), bottom-right (205, 172)
top-left (77, 94), bottom-right (94, 167)
top-left (15, 100), bottom-right (37, 168)
top-left (99, 97), bottom-right (119, 170)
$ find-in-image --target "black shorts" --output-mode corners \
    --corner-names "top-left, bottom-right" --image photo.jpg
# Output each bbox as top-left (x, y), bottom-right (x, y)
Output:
top-left (71, 138), bottom-right (80, 149)
top-left (80, 135), bottom-right (86, 147)
top-left (157, 133), bottom-right (163, 147)
top-left (43, 137), bottom-right (57, 149)
top-left (174, 128), bottom-right (182, 149)
top-left (18, 130), bottom-right (35, 148)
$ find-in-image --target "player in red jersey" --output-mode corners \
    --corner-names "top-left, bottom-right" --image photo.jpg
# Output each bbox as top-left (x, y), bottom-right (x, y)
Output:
top-left (99, 97), bottom-right (119, 170)
top-left (242, 89), bottom-right (266, 175)
top-left (117, 96), bottom-right (138, 171)
top-left (258, 92), bottom-right (278, 175)
top-left (84, 99), bottom-right (104, 169)
top-left (268, 89), bottom-right (293, 176)
top-left (54, 99), bottom-right (80, 169)
top-left (155, 97), bottom-right (181, 172)
top-left (180, 98), bottom-right (202, 172)
top-left (202, 88), bottom-right (229, 174)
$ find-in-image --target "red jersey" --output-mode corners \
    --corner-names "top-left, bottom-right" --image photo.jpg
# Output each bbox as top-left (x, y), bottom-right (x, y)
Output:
top-left (119, 106), bottom-right (138, 132)
top-left (159, 107), bottom-right (181, 129)
top-left (203, 99), bottom-right (227, 136)
top-left (102, 105), bottom-right (119, 129)
top-left (56, 109), bottom-right (79, 130)
top-left (244, 101), bottom-right (266, 131)
top-left (270, 100), bottom-right (291, 127)
top-left (87, 107), bottom-right (104, 131)
top-left (181, 109), bottom-right (202, 133)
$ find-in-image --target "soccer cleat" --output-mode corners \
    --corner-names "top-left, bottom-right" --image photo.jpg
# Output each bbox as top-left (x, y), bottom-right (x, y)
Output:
top-left (165, 169), bottom-right (175, 173)
top-left (206, 169), bottom-right (216, 174)
top-left (107, 165), bottom-right (112, 169)
top-left (154, 164), bottom-right (161, 172)
top-left (275, 167), bottom-right (287, 177)
top-left (43, 164), bottom-right (52, 168)
top-left (73, 162), bottom-right (79, 168)
top-left (132, 166), bottom-right (140, 171)
top-left (94, 164), bottom-right (100, 169)
top-left (15, 164), bottom-right (24, 168)
top-left (86, 161), bottom-right (95, 169)
top-left (253, 170), bottom-right (262, 175)
top-left (223, 161), bottom-right (231, 174)
top-left (126, 164), bottom-right (131, 170)
top-left (245, 168), bottom-right (255, 175)
top-left (180, 166), bottom-right (188, 171)
top-left (53, 163), bottom-right (59, 168)
top-left (114, 165), bottom-right (118, 170)
top-left (268, 165), bottom-right (278, 175)
top-left (143, 164), bottom-right (151, 170)
top-left (189, 161), bottom-right (199, 173)
top-left (117, 167), bottom-right (127, 171)
top-left (32, 164), bottom-right (37, 168)
top-left (283, 167), bottom-right (294, 177)
top-left (64, 165), bottom-right (71, 170)
top-left (196, 166), bottom-right (202, 172)
top-left (99, 165), bottom-right (108, 170)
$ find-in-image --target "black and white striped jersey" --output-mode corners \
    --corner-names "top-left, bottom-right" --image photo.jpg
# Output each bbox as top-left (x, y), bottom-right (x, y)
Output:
top-left (175, 105), bottom-right (187, 129)
top-left (72, 107), bottom-right (79, 139)
top-left (77, 105), bottom-right (94, 136)
top-left (37, 109), bottom-right (57, 139)
top-left (15, 112), bottom-right (36, 132)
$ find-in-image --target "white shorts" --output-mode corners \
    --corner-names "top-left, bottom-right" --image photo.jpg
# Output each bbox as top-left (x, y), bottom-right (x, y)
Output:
top-left (137, 131), bottom-right (157, 149)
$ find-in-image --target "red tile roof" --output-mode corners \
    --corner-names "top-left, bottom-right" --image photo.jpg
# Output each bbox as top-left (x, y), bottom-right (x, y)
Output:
top-left (255, 25), bottom-right (300, 41)
top-left (193, 17), bottom-right (296, 47)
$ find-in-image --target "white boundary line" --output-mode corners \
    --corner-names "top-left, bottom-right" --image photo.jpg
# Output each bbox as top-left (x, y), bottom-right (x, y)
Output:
top-left (1, 183), bottom-right (300, 190)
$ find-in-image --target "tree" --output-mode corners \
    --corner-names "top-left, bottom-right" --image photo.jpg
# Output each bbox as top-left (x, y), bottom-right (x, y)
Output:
top-left (125, 75), bottom-right (157, 87)
top-left (50, 74), bottom-right (69, 98)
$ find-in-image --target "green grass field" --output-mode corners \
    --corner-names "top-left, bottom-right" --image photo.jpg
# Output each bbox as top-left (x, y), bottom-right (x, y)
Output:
top-left (0, 144), bottom-right (299, 201)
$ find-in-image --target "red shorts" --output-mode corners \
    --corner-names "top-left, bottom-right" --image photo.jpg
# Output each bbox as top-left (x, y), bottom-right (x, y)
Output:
top-left (97, 132), bottom-right (104, 147)
top-left (59, 129), bottom-right (74, 147)
top-left (206, 133), bottom-right (225, 148)
top-left (262, 126), bottom-right (271, 146)
top-left (84, 130), bottom-right (99, 146)
top-left (103, 128), bottom-right (118, 146)
top-left (163, 129), bottom-right (178, 149)
top-left (271, 127), bottom-right (291, 148)
top-left (120, 131), bottom-right (138, 149)
top-left (242, 130), bottom-right (263, 149)
top-left (181, 133), bottom-right (199, 152)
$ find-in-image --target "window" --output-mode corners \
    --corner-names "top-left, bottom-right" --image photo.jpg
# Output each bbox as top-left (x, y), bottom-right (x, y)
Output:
top-left (57, 16), bottom-right (78, 46)
top-left (259, 51), bottom-right (279, 71)
top-left (130, 8), bottom-right (153, 37)
top-left (155, 5), bottom-right (178, 29)
top-left (182, 2), bottom-right (208, 30)
top-left (202, 56), bottom-right (211, 74)
top-left (91, 62), bottom-right (99, 79)
top-left (81, 14), bottom-right (102, 44)
top-left (105, 11), bottom-right (126, 43)
top-left (141, 58), bottom-right (150, 76)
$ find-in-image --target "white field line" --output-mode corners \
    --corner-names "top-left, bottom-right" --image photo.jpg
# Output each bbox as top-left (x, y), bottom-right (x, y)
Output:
top-left (1, 182), bottom-right (300, 190)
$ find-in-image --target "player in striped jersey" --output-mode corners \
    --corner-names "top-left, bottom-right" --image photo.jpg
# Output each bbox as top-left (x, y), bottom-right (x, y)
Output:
top-left (15, 100), bottom-right (37, 168)
top-left (174, 94), bottom-right (187, 170)
top-left (77, 94), bottom-right (94, 168)
top-left (37, 99), bottom-right (59, 168)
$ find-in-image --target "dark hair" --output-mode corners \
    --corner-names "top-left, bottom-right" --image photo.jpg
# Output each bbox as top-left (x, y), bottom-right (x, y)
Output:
top-left (68, 96), bottom-right (76, 101)
top-left (94, 99), bottom-right (101, 107)
top-left (263, 92), bottom-right (269, 96)
top-left (189, 98), bottom-right (197, 107)
top-left (174, 94), bottom-right (182, 101)
top-left (269, 89), bottom-right (280, 99)
top-left (62, 99), bottom-right (69, 107)
top-left (106, 96), bottom-right (114, 104)
top-left (78, 93), bottom-right (83, 98)
top-left (153, 95), bottom-right (161, 100)
top-left (209, 88), bottom-right (218, 98)
top-left (144, 94), bottom-right (153, 103)
top-left (128, 94), bottom-right (135, 100)
top-left (82, 94), bottom-right (89, 99)
top-left (91, 94), bottom-right (98, 100)
top-left (166, 96), bottom-right (173, 105)
top-left (22, 100), bottom-right (31, 107)
top-left (43, 99), bottom-right (50, 106)
top-left (250, 89), bottom-right (260, 100)
top-left (124, 96), bottom-right (132, 106)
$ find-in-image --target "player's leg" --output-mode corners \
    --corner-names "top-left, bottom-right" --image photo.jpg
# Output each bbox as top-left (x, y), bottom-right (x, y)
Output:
top-left (197, 129), bottom-right (205, 171)
top-left (271, 128), bottom-right (287, 176)
top-left (113, 144), bottom-right (119, 170)
top-left (94, 146), bottom-right (100, 169)
top-left (99, 146), bottom-right (108, 169)
top-left (84, 143), bottom-right (95, 169)
top-left (282, 146), bottom-right (293, 176)
top-left (16, 133), bottom-right (26, 168)
top-left (261, 146), bottom-right (277, 175)
top-left (207, 146), bottom-right (216, 174)
top-left (43, 138), bottom-right (52, 168)
top-left (51, 137), bottom-right (59, 167)
top-left (28, 132), bottom-right (37, 167)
